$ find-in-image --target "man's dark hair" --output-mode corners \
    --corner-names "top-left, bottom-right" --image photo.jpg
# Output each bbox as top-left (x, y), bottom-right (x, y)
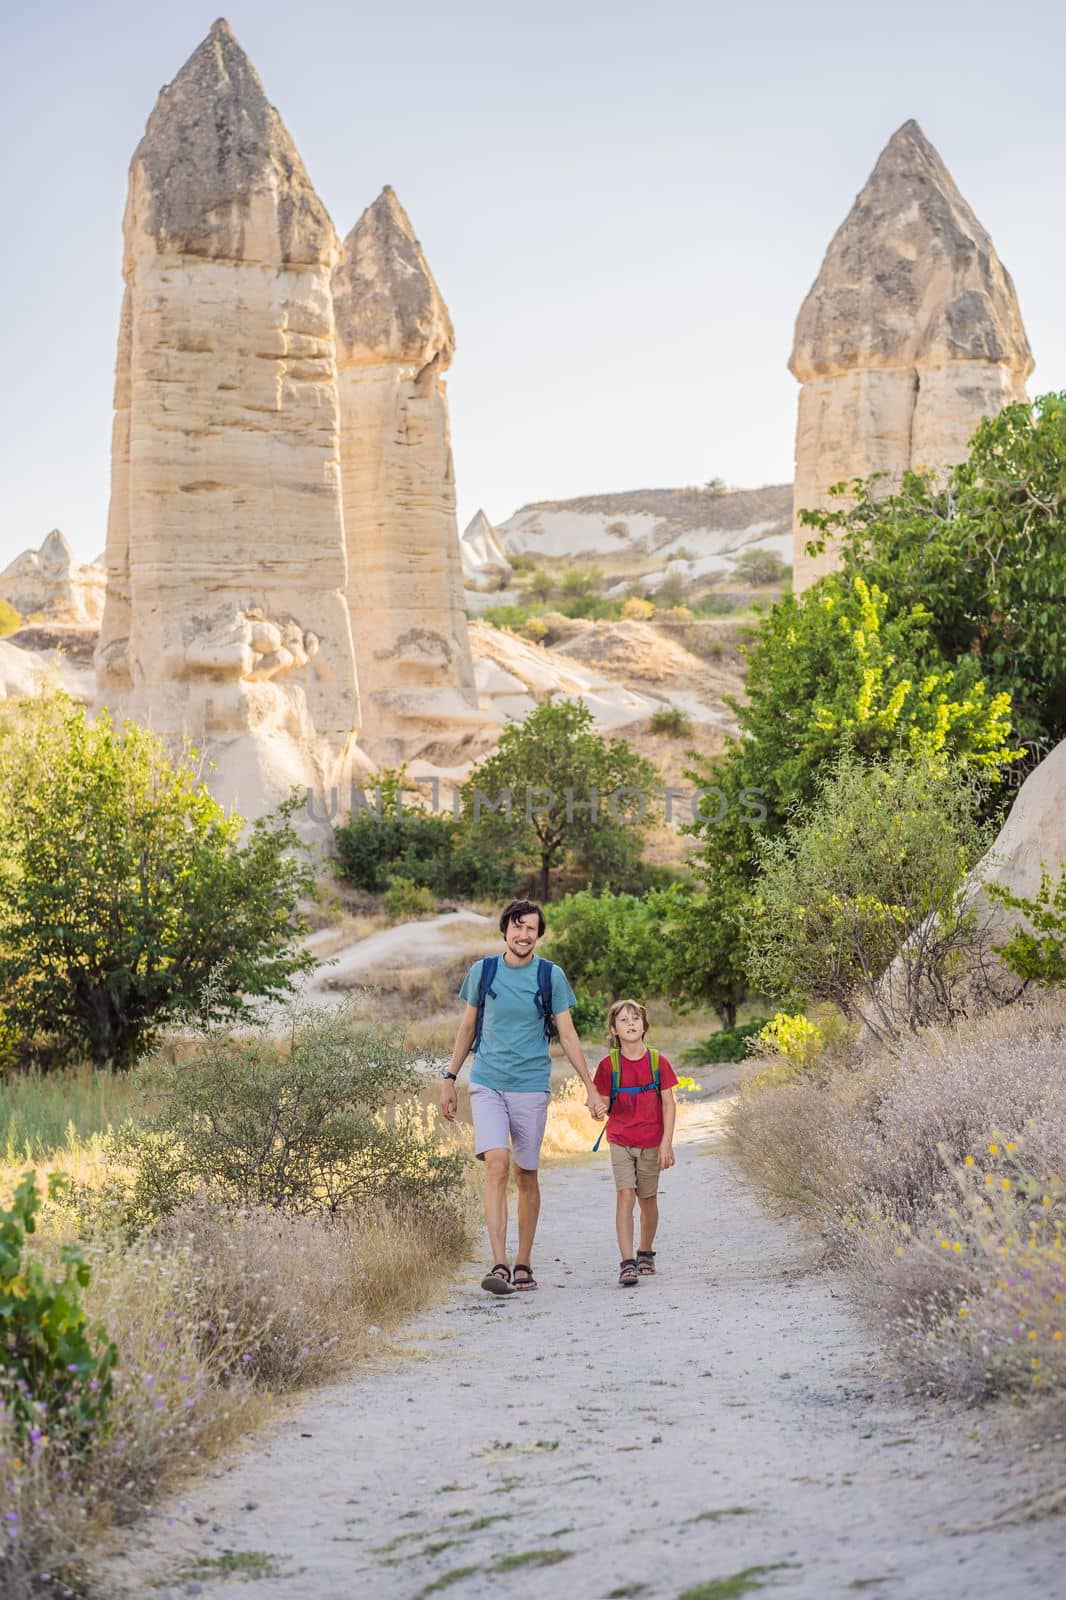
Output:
top-left (499, 899), bottom-right (546, 937)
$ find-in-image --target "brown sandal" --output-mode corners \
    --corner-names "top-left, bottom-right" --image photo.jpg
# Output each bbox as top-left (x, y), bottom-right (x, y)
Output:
top-left (481, 1263), bottom-right (515, 1295)
top-left (619, 1259), bottom-right (639, 1287)
top-left (512, 1263), bottom-right (538, 1291)
top-left (637, 1250), bottom-right (656, 1275)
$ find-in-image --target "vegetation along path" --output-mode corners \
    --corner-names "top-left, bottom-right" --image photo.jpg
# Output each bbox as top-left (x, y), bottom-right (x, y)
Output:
top-left (104, 1092), bottom-right (1060, 1600)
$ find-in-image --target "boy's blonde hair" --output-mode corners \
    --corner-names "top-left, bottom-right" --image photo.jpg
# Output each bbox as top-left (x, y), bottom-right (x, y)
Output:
top-left (607, 998), bottom-right (649, 1045)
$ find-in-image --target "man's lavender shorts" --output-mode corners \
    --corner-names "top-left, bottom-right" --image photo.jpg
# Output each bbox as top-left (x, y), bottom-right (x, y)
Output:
top-left (468, 1084), bottom-right (550, 1170)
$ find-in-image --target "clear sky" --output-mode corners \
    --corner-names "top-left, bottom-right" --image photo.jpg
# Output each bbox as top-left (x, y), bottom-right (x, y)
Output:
top-left (3, 0), bottom-right (1063, 568)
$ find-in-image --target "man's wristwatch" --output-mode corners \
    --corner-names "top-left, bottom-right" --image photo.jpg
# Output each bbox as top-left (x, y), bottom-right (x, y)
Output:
top-left (442, 1069), bottom-right (459, 1082)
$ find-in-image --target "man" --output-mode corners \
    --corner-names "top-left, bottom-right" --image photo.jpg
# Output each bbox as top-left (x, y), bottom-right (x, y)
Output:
top-left (440, 898), bottom-right (608, 1295)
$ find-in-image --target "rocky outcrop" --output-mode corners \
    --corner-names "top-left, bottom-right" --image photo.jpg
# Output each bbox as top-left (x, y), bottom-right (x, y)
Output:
top-left (333, 186), bottom-right (478, 761)
top-left (1, 530), bottom-right (105, 626)
top-left (790, 120), bottom-right (1032, 590)
top-left (95, 19), bottom-right (362, 819)
top-left (981, 742), bottom-right (1066, 909)
top-left (460, 509), bottom-right (513, 590)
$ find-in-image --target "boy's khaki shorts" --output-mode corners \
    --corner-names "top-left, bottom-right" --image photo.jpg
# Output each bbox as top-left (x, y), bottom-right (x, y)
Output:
top-left (609, 1143), bottom-right (661, 1198)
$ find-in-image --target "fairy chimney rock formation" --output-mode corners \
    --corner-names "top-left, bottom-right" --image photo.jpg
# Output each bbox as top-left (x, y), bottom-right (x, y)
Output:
top-left (461, 509), bottom-right (513, 590)
top-left (1, 530), bottom-right (106, 626)
top-left (789, 119), bottom-right (1033, 590)
top-left (95, 18), bottom-right (361, 817)
top-left (333, 186), bottom-right (479, 759)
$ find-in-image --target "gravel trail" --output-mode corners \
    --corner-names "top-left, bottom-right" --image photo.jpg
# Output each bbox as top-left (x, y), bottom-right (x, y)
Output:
top-left (101, 1095), bottom-right (1060, 1600)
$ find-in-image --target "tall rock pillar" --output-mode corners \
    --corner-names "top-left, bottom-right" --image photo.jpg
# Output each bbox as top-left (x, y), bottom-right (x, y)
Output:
top-left (789, 120), bottom-right (1033, 591)
top-left (333, 187), bottom-right (478, 760)
top-left (95, 19), bottom-right (361, 817)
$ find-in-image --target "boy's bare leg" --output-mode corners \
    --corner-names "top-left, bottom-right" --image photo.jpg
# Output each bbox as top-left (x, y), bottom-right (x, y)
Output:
top-left (482, 1148), bottom-right (510, 1264)
top-left (638, 1193), bottom-right (659, 1253)
top-left (514, 1166), bottom-right (541, 1265)
top-left (615, 1188), bottom-right (636, 1259)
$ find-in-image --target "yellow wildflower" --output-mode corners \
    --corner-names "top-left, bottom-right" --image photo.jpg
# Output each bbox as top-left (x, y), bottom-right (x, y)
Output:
top-left (988, 1143), bottom-right (1000, 1156)
top-left (963, 1156), bottom-right (975, 1167)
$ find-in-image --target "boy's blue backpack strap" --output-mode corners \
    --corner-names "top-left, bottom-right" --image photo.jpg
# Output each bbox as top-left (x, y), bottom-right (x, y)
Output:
top-left (469, 955), bottom-right (499, 1057)
top-left (534, 958), bottom-right (559, 1042)
top-left (592, 1047), bottom-right (622, 1152)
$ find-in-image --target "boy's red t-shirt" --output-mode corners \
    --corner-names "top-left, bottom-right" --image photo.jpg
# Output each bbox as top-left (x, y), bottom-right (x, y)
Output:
top-left (594, 1049), bottom-right (678, 1148)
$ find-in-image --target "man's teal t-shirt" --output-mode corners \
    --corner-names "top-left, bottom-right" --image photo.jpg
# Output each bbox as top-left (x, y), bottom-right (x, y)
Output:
top-left (459, 955), bottom-right (577, 1092)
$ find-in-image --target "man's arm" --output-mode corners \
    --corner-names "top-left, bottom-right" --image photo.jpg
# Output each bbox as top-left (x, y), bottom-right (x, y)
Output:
top-left (659, 1087), bottom-right (677, 1169)
top-left (554, 1009), bottom-right (608, 1117)
top-left (439, 1003), bottom-right (478, 1121)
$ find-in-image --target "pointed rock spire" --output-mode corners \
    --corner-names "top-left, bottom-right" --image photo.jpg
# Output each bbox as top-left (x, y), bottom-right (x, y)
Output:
top-left (789, 120), bottom-right (1032, 591)
top-left (125, 17), bottom-right (336, 266)
top-left (97, 20), bottom-right (360, 820)
top-left (333, 186), bottom-right (454, 367)
top-left (332, 187), bottom-right (477, 755)
top-left (791, 119), bottom-right (1032, 381)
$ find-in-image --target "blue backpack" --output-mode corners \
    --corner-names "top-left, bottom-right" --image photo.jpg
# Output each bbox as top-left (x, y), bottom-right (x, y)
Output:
top-left (468, 955), bottom-right (559, 1058)
top-left (592, 1046), bottom-right (661, 1152)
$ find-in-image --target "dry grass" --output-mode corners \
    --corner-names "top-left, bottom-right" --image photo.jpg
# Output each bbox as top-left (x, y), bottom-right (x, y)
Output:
top-left (730, 994), bottom-right (1066, 1409)
top-left (1, 1175), bottom-right (472, 1599)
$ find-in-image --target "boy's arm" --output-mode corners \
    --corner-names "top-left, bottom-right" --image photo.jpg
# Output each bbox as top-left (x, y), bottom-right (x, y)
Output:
top-left (554, 1009), bottom-right (608, 1118)
top-left (659, 1087), bottom-right (676, 1169)
top-left (439, 1003), bottom-right (478, 1121)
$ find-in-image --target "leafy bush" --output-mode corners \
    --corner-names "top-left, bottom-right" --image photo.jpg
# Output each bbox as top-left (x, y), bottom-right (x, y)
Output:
top-left (0, 598), bottom-right (20, 638)
top-left (117, 1000), bottom-right (465, 1226)
top-left (753, 1011), bottom-right (824, 1067)
top-left (0, 1172), bottom-right (116, 1443)
top-left (546, 889), bottom-right (667, 999)
top-left (649, 707), bottom-right (692, 737)
top-left (334, 770), bottom-right (515, 900)
top-left (383, 876), bottom-right (436, 922)
top-left (748, 755), bottom-right (1002, 1047)
top-left (522, 616), bottom-right (549, 644)
top-left (622, 596), bottom-right (656, 621)
top-left (681, 1018), bottom-right (769, 1065)
top-left (0, 695), bottom-right (315, 1068)
top-left (988, 865), bottom-right (1066, 988)
top-left (733, 549), bottom-right (789, 586)
top-left (694, 592), bottom-right (739, 615)
top-left (561, 565), bottom-right (604, 598)
top-left (568, 993), bottom-right (608, 1035)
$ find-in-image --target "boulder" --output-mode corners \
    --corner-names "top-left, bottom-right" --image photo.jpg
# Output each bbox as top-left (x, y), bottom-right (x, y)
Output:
top-left (461, 509), bottom-right (513, 591)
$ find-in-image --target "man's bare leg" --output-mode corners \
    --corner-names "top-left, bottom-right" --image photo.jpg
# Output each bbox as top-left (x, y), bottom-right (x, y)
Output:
top-left (482, 1148), bottom-right (510, 1264)
top-left (615, 1188), bottom-right (636, 1260)
top-left (514, 1165), bottom-right (541, 1267)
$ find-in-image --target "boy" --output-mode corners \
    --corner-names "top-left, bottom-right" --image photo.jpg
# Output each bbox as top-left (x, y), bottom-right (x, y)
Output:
top-left (594, 998), bottom-right (677, 1286)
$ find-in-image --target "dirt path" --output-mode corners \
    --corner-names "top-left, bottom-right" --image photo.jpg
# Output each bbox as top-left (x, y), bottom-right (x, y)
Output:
top-left (304, 910), bottom-right (493, 994)
top-left (102, 1095), bottom-right (1060, 1600)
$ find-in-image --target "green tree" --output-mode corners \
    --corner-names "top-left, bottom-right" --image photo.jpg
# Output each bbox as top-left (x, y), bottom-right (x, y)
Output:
top-left (656, 884), bottom-right (750, 1029)
top-left (685, 572), bottom-right (1018, 897)
top-left (546, 889), bottom-right (668, 999)
top-left (0, 695), bottom-right (315, 1068)
top-left (463, 699), bottom-right (657, 900)
top-left (747, 755), bottom-right (999, 1047)
top-left (527, 569), bottom-right (555, 603)
top-left (802, 393), bottom-right (1066, 747)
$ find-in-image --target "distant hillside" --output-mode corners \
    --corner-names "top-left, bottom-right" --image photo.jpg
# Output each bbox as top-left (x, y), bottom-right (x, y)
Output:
top-left (496, 483), bottom-right (792, 567)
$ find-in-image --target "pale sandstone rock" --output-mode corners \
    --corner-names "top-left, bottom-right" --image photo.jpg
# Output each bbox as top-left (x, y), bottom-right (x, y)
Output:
top-left (333, 186), bottom-right (479, 763)
top-left (460, 509), bottom-right (513, 590)
top-left (95, 19), bottom-right (363, 820)
top-left (790, 120), bottom-right (1032, 590)
top-left (981, 741), bottom-right (1066, 908)
top-left (1, 530), bottom-right (105, 626)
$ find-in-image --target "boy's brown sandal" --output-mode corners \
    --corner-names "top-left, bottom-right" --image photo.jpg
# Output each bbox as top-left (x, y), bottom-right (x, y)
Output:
top-left (636, 1250), bottom-right (656, 1275)
top-left (512, 1263), bottom-right (538, 1290)
top-left (481, 1263), bottom-right (516, 1295)
top-left (619, 1258), bottom-right (639, 1287)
